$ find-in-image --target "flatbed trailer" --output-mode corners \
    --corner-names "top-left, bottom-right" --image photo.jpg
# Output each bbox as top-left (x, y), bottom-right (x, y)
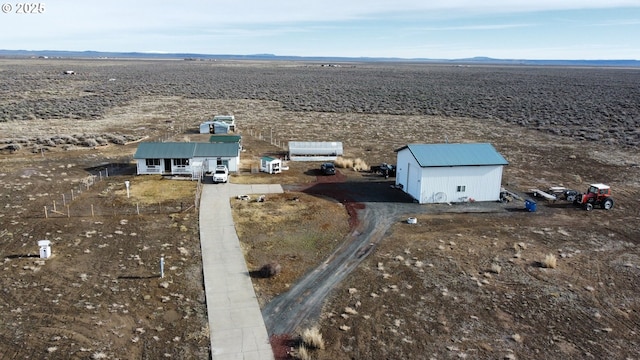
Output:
top-left (529, 188), bottom-right (558, 201)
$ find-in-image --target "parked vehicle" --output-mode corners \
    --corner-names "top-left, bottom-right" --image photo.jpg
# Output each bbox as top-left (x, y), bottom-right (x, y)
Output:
top-left (320, 162), bottom-right (336, 175)
top-left (212, 165), bottom-right (229, 183)
top-left (570, 183), bottom-right (614, 211)
top-left (530, 183), bottom-right (614, 211)
top-left (370, 163), bottom-right (396, 178)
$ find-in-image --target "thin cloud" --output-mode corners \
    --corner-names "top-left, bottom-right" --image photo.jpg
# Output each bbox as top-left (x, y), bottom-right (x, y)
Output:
top-left (411, 23), bottom-right (534, 31)
top-left (589, 19), bottom-right (640, 26)
top-left (1, 0), bottom-right (638, 59)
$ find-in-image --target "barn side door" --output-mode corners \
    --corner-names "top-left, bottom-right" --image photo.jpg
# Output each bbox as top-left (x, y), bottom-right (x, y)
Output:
top-left (406, 162), bottom-right (412, 195)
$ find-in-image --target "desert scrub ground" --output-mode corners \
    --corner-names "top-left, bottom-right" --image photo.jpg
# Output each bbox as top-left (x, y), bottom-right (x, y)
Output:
top-left (0, 58), bottom-right (639, 359)
top-left (0, 162), bottom-right (209, 359)
top-left (317, 211), bottom-right (640, 359)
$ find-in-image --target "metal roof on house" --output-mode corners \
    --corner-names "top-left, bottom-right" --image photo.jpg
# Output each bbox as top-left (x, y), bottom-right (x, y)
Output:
top-left (209, 135), bottom-right (241, 143)
top-left (396, 143), bottom-right (508, 167)
top-left (133, 142), bottom-right (239, 159)
top-left (192, 143), bottom-right (239, 157)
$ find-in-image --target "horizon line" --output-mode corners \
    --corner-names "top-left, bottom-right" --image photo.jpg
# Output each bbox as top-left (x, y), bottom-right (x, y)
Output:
top-left (1, 49), bottom-right (639, 63)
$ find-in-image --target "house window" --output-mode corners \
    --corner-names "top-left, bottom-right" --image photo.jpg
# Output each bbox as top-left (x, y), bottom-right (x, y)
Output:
top-left (145, 158), bottom-right (160, 167)
top-left (175, 158), bottom-right (189, 167)
top-left (457, 185), bottom-right (466, 192)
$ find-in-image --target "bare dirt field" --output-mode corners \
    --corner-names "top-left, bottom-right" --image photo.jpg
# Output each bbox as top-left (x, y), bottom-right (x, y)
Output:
top-left (0, 58), bottom-right (639, 359)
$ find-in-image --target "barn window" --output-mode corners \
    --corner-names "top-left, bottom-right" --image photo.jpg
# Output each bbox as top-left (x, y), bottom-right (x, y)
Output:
top-left (145, 158), bottom-right (160, 167)
top-left (456, 185), bottom-right (466, 192)
top-left (175, 158), bottom-right (189, 167)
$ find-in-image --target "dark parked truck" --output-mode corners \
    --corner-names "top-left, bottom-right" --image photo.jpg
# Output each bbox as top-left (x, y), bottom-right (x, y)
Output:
top-left (320, 162), bottom-right (336, 175)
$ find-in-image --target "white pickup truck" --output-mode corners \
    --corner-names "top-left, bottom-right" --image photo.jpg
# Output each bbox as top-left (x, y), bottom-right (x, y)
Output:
top-left (212, 165), bottom-right (229, 183)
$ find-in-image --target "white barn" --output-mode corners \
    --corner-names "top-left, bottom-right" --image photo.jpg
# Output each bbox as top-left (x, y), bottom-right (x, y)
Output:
top-left (133, 142), bottom-right (241, 178)
top-left (288, 141), bottom-right (343, 161)
top-left (395, 143), bottom-right (508, 204)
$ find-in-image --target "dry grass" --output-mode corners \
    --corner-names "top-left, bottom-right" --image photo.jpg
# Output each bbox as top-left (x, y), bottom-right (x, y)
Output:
top-left (490, 263), bottom-right (502, 274)
top-left (542, 254), bottom-right (557, 269)
top-left (511, 333), bottom-right (524, 343)
top-left (334, 157), bottom-right (353, 169)
top-left (232, 193), bottom-right (350, 305)
top-left (335, 157), bottom-right (369, 171)
top-left (294, 345), bottom-right (311, 360)
top-left (118, 176), bottom-right (196, 204)
top-left (301, 326), bottom-right (325, 350)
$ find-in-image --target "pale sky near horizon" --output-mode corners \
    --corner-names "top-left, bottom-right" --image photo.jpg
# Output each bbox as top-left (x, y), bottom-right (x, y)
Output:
top-left (1, 1), bottom-right (639, 59)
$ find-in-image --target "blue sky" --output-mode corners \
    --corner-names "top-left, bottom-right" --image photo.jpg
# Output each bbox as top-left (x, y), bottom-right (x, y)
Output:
top-left (1, 0), bottom-right (639, 59)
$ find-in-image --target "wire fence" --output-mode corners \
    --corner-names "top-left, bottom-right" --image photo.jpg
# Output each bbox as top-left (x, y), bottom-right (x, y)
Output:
top-left (35, 160), bottom-right (198, 219)
top-left (244, 128), bottom-right (288, 150)
top-left (42, 200), bottom-right (194, 219)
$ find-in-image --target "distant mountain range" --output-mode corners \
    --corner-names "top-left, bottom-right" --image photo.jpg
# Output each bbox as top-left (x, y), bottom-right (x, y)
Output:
top-left (1, 49), bottom-right (639, 67)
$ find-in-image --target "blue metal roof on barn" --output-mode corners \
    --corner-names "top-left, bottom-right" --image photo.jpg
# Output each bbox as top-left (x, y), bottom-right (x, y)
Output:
top-left (133, 142), bottom-right (239, 159)
top-left (192, 142), bottom-right (239, 157)
top-left (397, 143), bottom-right (508, 167)
top-left (209, 135), bottom-right (241, 143)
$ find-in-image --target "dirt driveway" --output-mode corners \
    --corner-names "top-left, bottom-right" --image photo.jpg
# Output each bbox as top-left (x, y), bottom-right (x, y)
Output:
top-left (263, 176), bottom-right (512, 335)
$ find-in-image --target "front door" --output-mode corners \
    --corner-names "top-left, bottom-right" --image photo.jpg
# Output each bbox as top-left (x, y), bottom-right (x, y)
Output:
top-left (164, 159), bottom-right (172, 174)
top-left (216, 158), bottom-right (229, 168)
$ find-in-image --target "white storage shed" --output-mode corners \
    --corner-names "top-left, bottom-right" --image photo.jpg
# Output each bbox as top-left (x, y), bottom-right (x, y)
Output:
top-left (288, 141), bottom-right (343, 161)
top-left (199, 121), bottom-right (230, 134)
top-left (260, 156), bottom-right (282, 174)
top-left (213, 115), bottom-right (236, 131)
top-left (395, 143), bottom-right (508, 204)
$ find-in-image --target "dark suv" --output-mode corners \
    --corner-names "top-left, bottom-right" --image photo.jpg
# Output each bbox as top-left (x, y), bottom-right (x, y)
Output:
top-left (320, 162), bottom-right (336, 175)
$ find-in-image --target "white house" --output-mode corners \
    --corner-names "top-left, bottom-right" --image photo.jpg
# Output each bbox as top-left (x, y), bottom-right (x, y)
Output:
top-left (288, 141), bottom-right (343, 161)
top-left (395, 143), bottom-right (508, 204)
top-left (133, 142), bottom-right (241, 178)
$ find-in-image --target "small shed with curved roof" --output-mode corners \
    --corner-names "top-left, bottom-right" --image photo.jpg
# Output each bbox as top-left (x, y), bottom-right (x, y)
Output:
top-left (288, 141), bottom-right (343, 161)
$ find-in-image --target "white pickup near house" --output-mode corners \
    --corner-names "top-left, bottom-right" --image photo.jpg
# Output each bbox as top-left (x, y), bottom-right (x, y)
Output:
top-left (212, 165), bottom-right (229, 183)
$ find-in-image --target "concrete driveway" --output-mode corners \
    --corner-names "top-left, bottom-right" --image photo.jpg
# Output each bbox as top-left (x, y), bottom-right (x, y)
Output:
top-left (199, 182), bottom-right (283, 360)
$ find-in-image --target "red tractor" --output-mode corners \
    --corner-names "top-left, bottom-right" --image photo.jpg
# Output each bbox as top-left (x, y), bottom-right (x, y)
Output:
top-left (565, 183), bottom-right (614, 211)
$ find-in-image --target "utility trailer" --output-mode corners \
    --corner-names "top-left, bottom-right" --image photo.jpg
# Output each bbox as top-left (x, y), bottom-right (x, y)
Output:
top-left (530, 184), bottom-right (614, 211)
top-left (529, 188), bottom-right (558, 201)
